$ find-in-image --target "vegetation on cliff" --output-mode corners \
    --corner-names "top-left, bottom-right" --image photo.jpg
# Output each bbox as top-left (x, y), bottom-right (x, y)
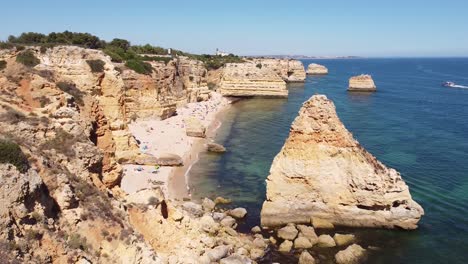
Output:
top-left (0, 60), bottom-right (6, 70)
top-left (0, 138), bottom-right (29, 173)
top-left (16, 50), bottom-right (40, 67)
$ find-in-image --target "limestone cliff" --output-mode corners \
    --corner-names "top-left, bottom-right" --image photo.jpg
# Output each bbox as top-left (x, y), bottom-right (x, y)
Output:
top-left (261, 95), bottom-right (424, 229)
top-left (218, 63), bottom-right (288, 97)
top-left (253, 58), bottom-right (306, 82)
top-left (307, 63), bottom-right (328, 75)
top-left (348, 74), bottom-right (377, 91)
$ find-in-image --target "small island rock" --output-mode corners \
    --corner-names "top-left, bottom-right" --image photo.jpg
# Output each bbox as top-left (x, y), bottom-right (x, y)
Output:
top-left (307, 63), bottom-right (328, 75)
top-left (348, 74), bottom-right (377, 92)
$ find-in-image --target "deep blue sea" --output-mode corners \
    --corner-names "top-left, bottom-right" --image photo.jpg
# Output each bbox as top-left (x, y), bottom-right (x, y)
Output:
top-left (189, 58), bottom-right (468, 263)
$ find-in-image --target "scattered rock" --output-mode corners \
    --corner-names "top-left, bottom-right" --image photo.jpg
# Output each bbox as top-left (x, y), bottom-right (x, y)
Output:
top-left (221, 216), bottom-right (237, 228)
top-left (206, 245), bottom-right (230, 262)
top-left (277, 225), bottom-right (298, 240)
top-left (182, 202), bottom-right (203, 217)
top-left (220, 254), bottom-right (252, 264)
top-left (224, 226), bottom-right (238, 236)
top-left (253, 237), bottom-right (267, 249)
top-left (298, 251), bottom-right (316, 264)
top-left (207, 142), bottom-right (226, 153)
top-left (250, 248), bottom-right (265, 260)
top-left (213, 212), bottom-right (226, 221)
top-left (228, 208), bottom-right (247, 219)
top-left (200, 215), bottom-right (219, 234)
top-left (278, 240), bottom-right (293, 252)
top-left (311, 217), bottom-right (335, 229)
top-left (294, 236), bottom-right (313, 249)
top-left (269, 236), bottom-right (277, 245)
top-left (251, 226), bottom-right (261, 234)
top-left (185, 117), bottom-right (206, 137)
top-left (202, 197), bottom-right (216, 212)
top-left (333, 233), bottom-right (356, 247)
top-left (317, 234), bottom-right (336, 248)
top-left (297, 225), bottom-right (318, 244)
top-left (335, 244), bottom-right (366, 264)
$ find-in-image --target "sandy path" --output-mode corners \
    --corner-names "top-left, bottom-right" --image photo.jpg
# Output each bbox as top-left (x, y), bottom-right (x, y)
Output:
top-left (120, 92), bottom-right (232, 197)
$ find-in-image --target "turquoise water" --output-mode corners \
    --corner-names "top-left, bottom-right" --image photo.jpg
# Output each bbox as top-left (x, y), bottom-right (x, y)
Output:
top-left (189, 58), bottom-right (468, 263)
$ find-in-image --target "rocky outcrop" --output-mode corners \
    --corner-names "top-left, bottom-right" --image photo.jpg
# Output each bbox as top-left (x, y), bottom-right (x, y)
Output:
top-left (218, 63), bottom-right (287, 97)
top-left (306, 63), bottom-right (328, 75)
top-left (348, 74), bottom-right (376, 91)
top-left (261, 95), bottom-right (424, 229)
top-left (253, 58), bottom-right (306, 82)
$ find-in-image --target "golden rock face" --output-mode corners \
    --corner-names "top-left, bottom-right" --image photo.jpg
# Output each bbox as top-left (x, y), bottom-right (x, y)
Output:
top-left (261, 95), bottom-right (423, 229)
top-left (348, 74), bottom-right (377, 91)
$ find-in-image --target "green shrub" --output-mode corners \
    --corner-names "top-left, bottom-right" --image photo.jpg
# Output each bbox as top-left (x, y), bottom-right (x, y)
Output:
top-left (256, 63), bottom-right (262, 69)
top-left (141, 55), bottom-right (172, 64)
top-left (16, 50), bottom-right (40, 67)
top-left (68, 233), bottom-right (87, 250)
top-left (125, 59), bottom-right (153, 75)
top-left (0, 107), bottom-right (27, 124)
top-left (86, 59), bottom-right (105, 73)
top-left (0, 139), bottom-right (29, 173)
top-left (207, 82), bottom-right (216, 90)
top-left (56, 81), bottom-right (84, 105)
top-left (0, 60), bottom-right (6, 70)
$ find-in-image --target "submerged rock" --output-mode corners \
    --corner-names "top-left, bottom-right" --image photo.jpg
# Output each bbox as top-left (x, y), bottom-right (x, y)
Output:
top-left (348, 74), bottom-right (376, 92)
top-left (307, 63), bottom-right (328, 75)
top-left (228, 207), bottom-right (247, 219)
top-left (317, 234), bottom-right (336, 247)
top-left (335, 244), bottom-right (367, 264)
top-left (261, 95), bottom-right (424, 229)
top-left (207, 142), bottom-right (227, 153)
top-left (334, 233), bottom-right (356, 247)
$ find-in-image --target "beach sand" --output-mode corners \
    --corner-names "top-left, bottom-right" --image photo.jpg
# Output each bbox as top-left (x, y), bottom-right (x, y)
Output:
top-left (120, 92), bottom-right (232, 198)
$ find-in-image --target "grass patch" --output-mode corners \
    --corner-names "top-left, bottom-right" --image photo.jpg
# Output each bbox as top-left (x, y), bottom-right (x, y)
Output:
top-left (0, 139), bottom-right (29, 173)
top-left (16, 50), bottom-right (40, 67)
top-left (86, 59), bottom-right (105, 73)
top-left (141, 55), bottom-right (172, 65)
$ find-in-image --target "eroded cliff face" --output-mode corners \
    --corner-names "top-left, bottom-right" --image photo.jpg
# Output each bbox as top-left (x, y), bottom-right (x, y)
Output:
top-left (253, 58), bottom-right (306, 82)
top-left (218, 63), bottom-right (288, 97)
top-left (0, 46), bottom-right (219, 263)
top-left (261, 95), bottom-right (424, 229)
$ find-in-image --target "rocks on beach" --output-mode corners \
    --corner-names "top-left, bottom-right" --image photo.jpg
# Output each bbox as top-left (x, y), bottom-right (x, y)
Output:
top-left (185, 116), bottom-right (206, 138)
top-left (260, 94), bottom-right (424, 229)
top-left (348, 74), bottom-right (377, 91)
top-left (207, 142), bottom-right (227, 153)
top-left (307, 63), bottom-right (328, 75)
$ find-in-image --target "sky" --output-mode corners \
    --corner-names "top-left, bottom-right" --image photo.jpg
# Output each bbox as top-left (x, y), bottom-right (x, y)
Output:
top-left (1, 0), bottom-right (468, 57)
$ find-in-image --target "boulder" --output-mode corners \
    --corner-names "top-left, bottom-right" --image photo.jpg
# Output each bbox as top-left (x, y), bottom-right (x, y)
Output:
top-left (185, 117), bottom-right (206, 137)
top-left (348, 74), bottom-right (376, 92)
top-left (297, 225), bottom-right (318, 245)
top-left (202, 197), bottom-right (216, 212)
top-left (253, 237), bottom-right (267, 249)
top-left (333, 233), bottom-right (356, 247)
top-left (250, 248), bottom-right (265, 259)
top-left (214, 196), bottom-right (232, 205)
top-left (294, 236), bottom-right (313, 249)
top-left (335, 244), bottom-right (366, 264)
top-left (317, 235), bottom-right (336, 248)
top-left (260, 95), bottom-right (424, 229)
top-left (277, 224), bottom-right (298, 240)
top-left (251, 226), bottom-right (261, 233)
top-left (155, 153), bottom-right (183, 166)
top-left (278, 240), bottom-right (293, 252)
top-left (307, 63), bottom-right (328, 75)
top-left (207, 142), bottom-right (226, 153)
top-left (228, 208), bottom-right (247, 219)
top-left (298, 251), bottom-right (316, 264)
top-left (206, 245), bottom-right (230, 262)
top-left (221, 216), bottom-right (237, 228)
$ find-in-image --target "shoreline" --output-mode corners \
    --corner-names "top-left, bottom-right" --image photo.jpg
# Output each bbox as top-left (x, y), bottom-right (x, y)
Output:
top-left (120, 92), bottom-right (233, 198)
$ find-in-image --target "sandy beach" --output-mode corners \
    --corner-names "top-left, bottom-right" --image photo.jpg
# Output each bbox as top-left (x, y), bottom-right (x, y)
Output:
top-left (120, 92), bottom-right (232, 198)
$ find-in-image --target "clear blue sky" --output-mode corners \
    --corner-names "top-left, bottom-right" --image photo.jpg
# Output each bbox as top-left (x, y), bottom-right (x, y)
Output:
top-left (2, 0), bottom-right (468, 57)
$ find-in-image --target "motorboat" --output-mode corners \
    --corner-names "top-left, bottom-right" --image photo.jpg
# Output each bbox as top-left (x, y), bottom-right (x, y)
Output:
top-left (442, 81), bottom-right (455, 87)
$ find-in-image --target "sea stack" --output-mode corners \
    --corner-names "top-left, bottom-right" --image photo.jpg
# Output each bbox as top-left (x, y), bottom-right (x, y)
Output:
top-left (348, 74), bottom-right (377, 91)
top-left (307, 63), bottom-right (328, 75)
top-left (218, 63), bottom-right (288, 98)
top-left (261, 95), bottom-right (423, 229)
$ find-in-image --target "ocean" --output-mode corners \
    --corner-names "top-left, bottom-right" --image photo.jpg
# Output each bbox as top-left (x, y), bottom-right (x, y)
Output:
top-left (188, 58), bottom-right (468, 263)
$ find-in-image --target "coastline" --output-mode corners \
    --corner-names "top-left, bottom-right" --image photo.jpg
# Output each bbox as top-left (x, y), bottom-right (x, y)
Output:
top-left (120, 92), bottom-right (233, 198)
